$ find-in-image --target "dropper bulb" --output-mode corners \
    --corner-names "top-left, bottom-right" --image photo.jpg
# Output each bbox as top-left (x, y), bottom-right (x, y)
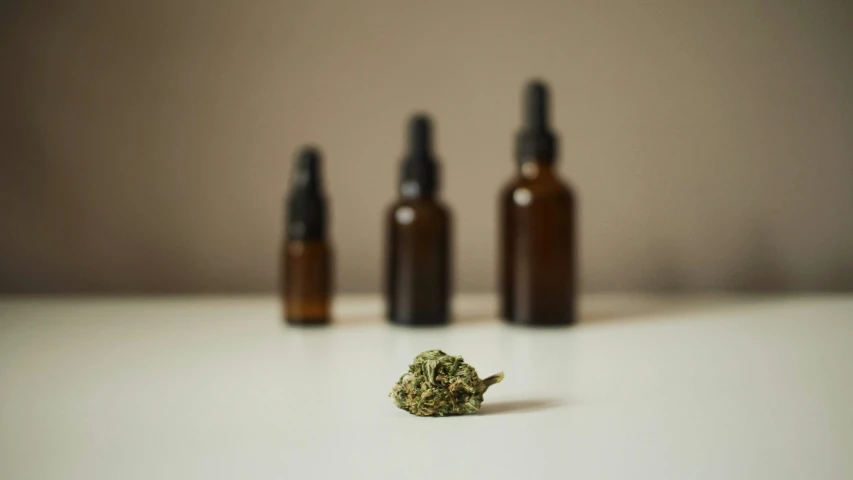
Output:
top-left (286, 145), bottom-right (326, 240)
top-left (294, 146), bottom-right (322, 190)
top-left (525, 81), bottom-right (549, 131)
top-left (515, 79), bottom-right (557, 164)
top-left (408, 114), bottom-right (432, 159)
top-left (400, 113), bottom-right (438, 197)
top-left (297, 146), bottom-right (320, 173)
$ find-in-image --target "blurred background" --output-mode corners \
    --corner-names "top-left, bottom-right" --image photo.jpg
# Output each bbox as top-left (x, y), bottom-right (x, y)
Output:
top-left (1, 0), bottom-right (851, 294)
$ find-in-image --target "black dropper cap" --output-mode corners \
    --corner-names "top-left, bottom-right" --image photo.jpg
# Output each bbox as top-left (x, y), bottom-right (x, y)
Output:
top-left (399, 114), bottom-right (439, 197)
top-left (285, 146), bottom-right (327, 241)
top-left (515, 80), bottom-right (558, 165)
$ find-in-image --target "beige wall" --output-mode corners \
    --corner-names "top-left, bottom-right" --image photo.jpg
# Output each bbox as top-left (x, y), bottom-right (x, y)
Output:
top-left (2, 0), bottom-right (852, 293)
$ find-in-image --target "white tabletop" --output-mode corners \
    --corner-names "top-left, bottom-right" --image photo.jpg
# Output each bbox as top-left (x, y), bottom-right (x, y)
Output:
top-left (1, 294), bottom-right (851, 479)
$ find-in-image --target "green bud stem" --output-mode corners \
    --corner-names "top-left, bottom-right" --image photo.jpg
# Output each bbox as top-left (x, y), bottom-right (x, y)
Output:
top-left (482, 372), bottom-right (505, 389)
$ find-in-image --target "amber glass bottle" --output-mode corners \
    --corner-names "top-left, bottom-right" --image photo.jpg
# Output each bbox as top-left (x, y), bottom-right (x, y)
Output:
top-left (385, 115), bottom-right (451, 325)
top-left (281, 147), bottom-right (333, 325)
top-left (499, 81), bottom-right (577, 325)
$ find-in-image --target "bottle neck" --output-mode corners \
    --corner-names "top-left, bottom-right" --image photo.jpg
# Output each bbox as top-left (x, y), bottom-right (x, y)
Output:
top-left (517, 159), bottom-right (557, 180)
top-left (285, 189), bottom-right (326, 241)
top-left (400, 181), bottom-right (437, 200)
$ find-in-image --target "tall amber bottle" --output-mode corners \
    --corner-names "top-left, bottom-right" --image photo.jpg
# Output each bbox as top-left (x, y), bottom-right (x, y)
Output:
top-left (500, 81), bottom-right (577, 325)
top-left (385, 115), bottom-right (451, 325)
top-left (281, 147), bottom-right (333, 325)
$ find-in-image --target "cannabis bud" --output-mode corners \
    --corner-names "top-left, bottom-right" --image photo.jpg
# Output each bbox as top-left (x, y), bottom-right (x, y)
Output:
top-left (390, 349), bottom-right (504, 416)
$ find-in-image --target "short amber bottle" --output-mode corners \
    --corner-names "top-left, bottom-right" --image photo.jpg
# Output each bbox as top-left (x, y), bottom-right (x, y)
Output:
top-left (281, 147), bottom-right (333, 325)
top-left (384, 115), bottom-right (452, 325)
top-left (499, 81), bottom-right (577, 325)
